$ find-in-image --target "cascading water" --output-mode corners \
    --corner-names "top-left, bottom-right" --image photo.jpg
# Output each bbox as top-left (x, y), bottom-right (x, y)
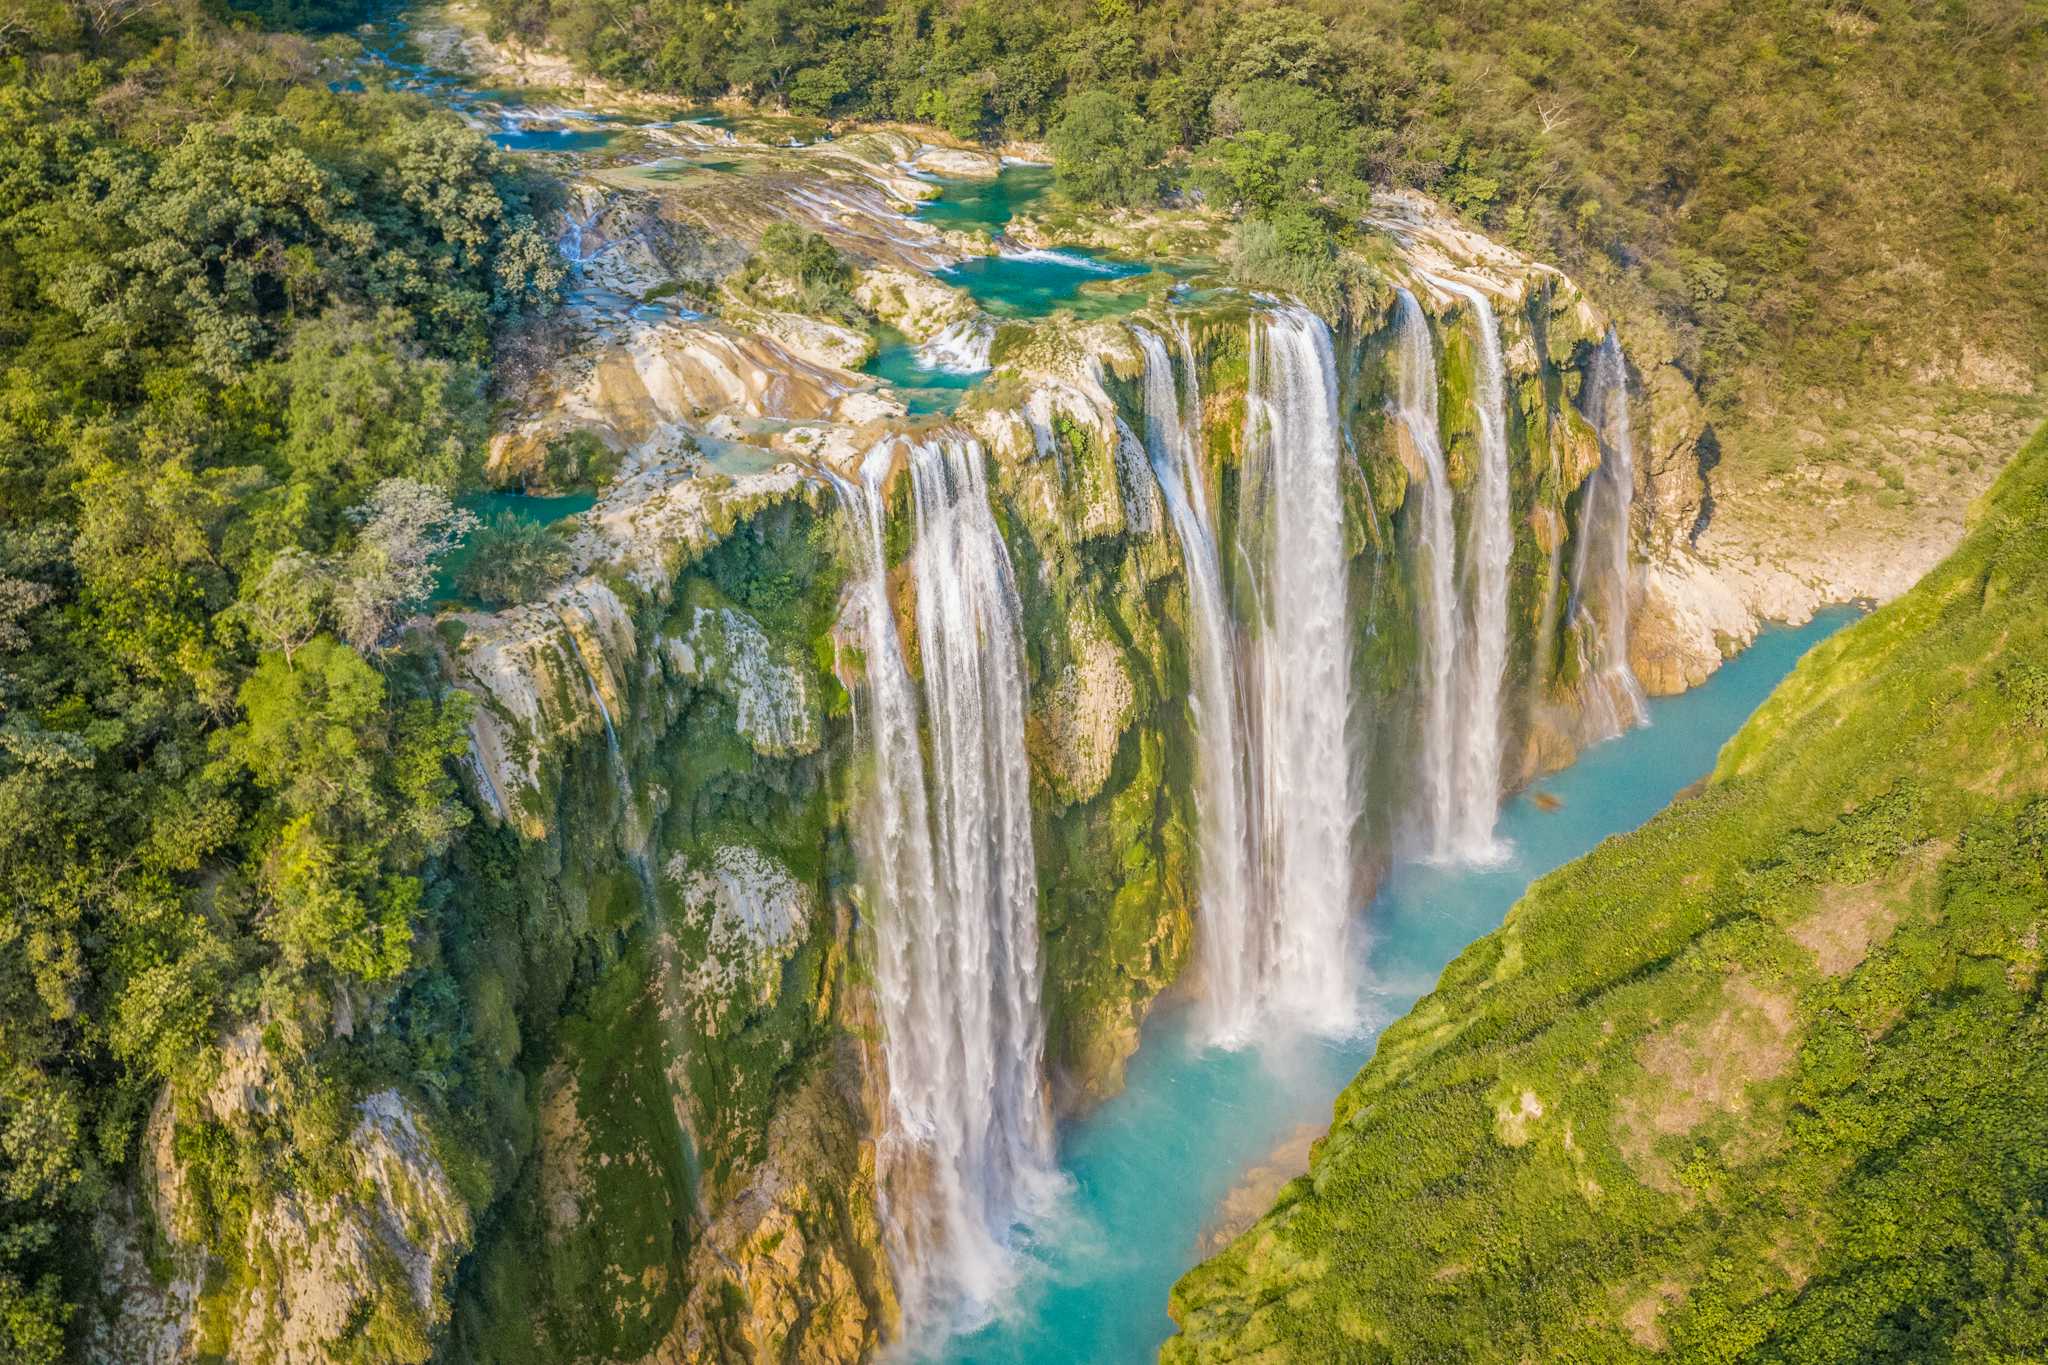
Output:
top-left (556, 620), bottom-right (655, 896)
top-left (1134, 327), bottom-right (1259, 1041)
top-left (1423, 276), bottom-right (1513, 862)
top-left (1236, 306), bottom-right (1357, 1033)
top-left (917, 316), bottom-right (996, 373)
top-left (1568, 328), bottom-right (1650, 739)
top-left (1388, 290), bottom-right (1461, 862)
top-left (834, 436), bottom-right (1055, 1328)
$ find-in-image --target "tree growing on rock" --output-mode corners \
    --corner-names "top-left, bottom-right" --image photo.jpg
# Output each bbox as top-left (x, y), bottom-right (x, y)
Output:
top-left (332, 480), bottom-right (477, 653)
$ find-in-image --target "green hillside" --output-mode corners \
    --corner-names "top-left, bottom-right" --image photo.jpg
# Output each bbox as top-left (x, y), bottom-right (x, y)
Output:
top-left (1167, 421), bottom-right (2048, 1362)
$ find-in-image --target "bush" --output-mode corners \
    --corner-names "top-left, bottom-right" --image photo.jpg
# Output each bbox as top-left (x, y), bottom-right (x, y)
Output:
top-left (454, 513), bottom-right (572, 607)
top-left (742, 223), bottom-right (858, 319)
top-left (1049, 89), bottom-right (1163, 208)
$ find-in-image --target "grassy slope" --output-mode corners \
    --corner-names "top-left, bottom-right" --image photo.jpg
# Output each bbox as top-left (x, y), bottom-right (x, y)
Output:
top-left (1321, 0), bottom-right (2048, 405)
top-left (1166, 422), bottom-right (2048, 1362)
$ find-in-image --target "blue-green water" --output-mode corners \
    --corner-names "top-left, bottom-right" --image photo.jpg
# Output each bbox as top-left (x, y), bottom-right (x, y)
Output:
top-left (490, 127), bottom-right (620, 153)
top-left (910, 165), bottom-right (1156, 320)
top-left (934, 606), bottom-right (1860, 1363)
top-left (432, 490), bottom-right (596, 606)
top-left (938, 250), bottom-right (1153, 320)
top-left (861, 326), bottom-right (984, 415)
top-left (915, 164), bottom-right (1054, 234)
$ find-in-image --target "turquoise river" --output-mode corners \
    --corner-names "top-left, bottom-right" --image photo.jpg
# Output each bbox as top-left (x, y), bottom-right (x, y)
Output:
top-left (930, 607), bottom-right (1860, 1363)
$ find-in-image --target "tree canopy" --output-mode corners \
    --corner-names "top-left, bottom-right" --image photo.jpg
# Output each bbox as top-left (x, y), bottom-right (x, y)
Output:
top-left (0, 5), bottom-right (558, 1356)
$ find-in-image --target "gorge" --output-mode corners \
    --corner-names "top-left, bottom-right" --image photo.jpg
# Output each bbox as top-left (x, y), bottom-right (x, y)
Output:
top-left (29, 4), bottom-right (2037, 1364)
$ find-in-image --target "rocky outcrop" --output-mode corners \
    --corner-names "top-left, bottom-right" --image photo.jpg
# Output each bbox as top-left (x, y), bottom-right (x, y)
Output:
top-left (95, 1034), bottom-right (470, 1365)
top-left (851, 267), bottom-right (975, 341)
top-left (663, 1066), bottom-right (894, 1363)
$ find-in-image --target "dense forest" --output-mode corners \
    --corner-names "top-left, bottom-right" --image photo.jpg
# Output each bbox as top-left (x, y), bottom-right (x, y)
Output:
top-left (472, 0), bottom-right (2048, 410)
top-left (0, 4), bottom-right (560, 1356)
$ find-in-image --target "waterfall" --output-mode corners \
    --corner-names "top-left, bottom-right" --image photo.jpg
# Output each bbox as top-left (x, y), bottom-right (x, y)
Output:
top-left (1134, 327), bottom-right (1259, 1041)
top-left (917, 316), bottom-right (996, 373)
top-left (833, 436), bottom-right (1054, 1325)
top-left (1388, 290), bottom-right (1460, 862)
top-left (557, 619), bottom-right (655, 897)
top-left (1568, 328), bottom-right (1649, 739)
top-left (1424, 277), bottom-right (1512, 862)
top-left (1237, 306), bottom-right (1356, 1034)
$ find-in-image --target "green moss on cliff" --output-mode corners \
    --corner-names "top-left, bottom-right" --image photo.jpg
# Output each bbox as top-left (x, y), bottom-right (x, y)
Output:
top-left (448, 944), bottom-right (694, 1363)
top-left (1167, 424), bottom-right (2048, 1363)
top-left (1039, 720), bottom-right (1195, 1105)
top-left (441, 495), bottom-right (870, 1360)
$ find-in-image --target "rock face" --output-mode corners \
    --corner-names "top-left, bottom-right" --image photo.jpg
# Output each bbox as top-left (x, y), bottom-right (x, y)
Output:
top-left (95, 1038), bottom-right (471, 1365)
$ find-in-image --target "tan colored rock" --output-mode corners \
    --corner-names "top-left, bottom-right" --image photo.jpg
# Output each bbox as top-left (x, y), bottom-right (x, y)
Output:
top-left (660, 1066), bottom-right (891, 1364)
top-left (1640, 360), bottom-right (1707, 552)
top-left (908, 145), bottom-right (1001, 179)
top-left (734, 306), bottom-right (875, 371)
top-left (536, 1066), bottom-right (595, 1239)
top-left (102, 1078), bottom-right (472, 1365)
top-left (852, 266), bottom-right (975, 341)
top-left (1032, 603), bottom-right (1138, 806)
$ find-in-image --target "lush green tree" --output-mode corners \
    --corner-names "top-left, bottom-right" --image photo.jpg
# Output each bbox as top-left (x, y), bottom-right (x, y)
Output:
top-left (1048, 89), bottom-right (1161, 208)
top-left (277, 309), bottom-right (488, 520)
top-left (1223, 6), bottom-right (1338, 90)
top-left (0, 10), bottom-right (551, 1340)
top-left (1198, 80), bottom-right (1369, 216)
top-left (219, 639), bottom-right (471, 982)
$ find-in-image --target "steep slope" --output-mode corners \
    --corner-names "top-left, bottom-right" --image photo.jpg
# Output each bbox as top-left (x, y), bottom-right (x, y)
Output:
top-left (1168, 423), bottom-right (2048, 1361)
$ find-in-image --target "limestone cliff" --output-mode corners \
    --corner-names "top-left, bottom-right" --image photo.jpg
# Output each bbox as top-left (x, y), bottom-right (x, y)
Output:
top-left (83, 6), bottom-right (1809, 1359)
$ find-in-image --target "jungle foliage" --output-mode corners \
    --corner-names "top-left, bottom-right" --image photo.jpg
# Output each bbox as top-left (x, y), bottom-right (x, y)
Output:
top-left (0, 5), bottom-right (560, 1357)
top-left (1167, 422), bottom-right (2048, 1362)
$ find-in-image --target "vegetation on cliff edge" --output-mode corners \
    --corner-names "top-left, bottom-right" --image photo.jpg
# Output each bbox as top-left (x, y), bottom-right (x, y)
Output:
top-left (0, 5), bottom-right (559, 1357)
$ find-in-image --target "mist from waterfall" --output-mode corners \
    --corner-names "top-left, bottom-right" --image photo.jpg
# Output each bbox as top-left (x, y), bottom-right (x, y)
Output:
top-left (1568, 328), bottom-right (1649, 739)
top-left (1425, 277), bottom-right (1513, 862)
top-left (1389, 290), bottom-right (1462, 862)
top-left (1236, 306), bottom-right (1357, 1034)
top-left (1133, 326), bottom-right (1259, 1042)
top-left (833, 437), bottom-right (1056, 1327)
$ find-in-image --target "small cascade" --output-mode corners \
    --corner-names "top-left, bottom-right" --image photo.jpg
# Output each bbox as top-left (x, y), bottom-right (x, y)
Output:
top-left (917, 315), bottom-right (996, 373)
top-left (1426, 277), bottom-right (1513, 862)
top-left (1388, 290), bottom-right (1460, 861)
top-left (995, 246), bottom-right (1123, 272)
top-left (1237, 306), bottom-right (1357, 1033)
top-left (1134, 327), bottom-right (1259, 1040)
top-left (1568, 328), bottom-right (1649, 738)
top-left (556, 619), bottom-right (655, 897)
top-left (834, 437), bottom-right (1055, 1326)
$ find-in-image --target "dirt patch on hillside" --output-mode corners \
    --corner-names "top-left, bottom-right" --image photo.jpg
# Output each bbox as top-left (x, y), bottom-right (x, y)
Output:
top-left (1613, 975), bottom-right (1799, 1193)
top-left (1788, 842), bottom-right (1947, 976)
top-left (1622, 1279), bottom-right (1688, 1351)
